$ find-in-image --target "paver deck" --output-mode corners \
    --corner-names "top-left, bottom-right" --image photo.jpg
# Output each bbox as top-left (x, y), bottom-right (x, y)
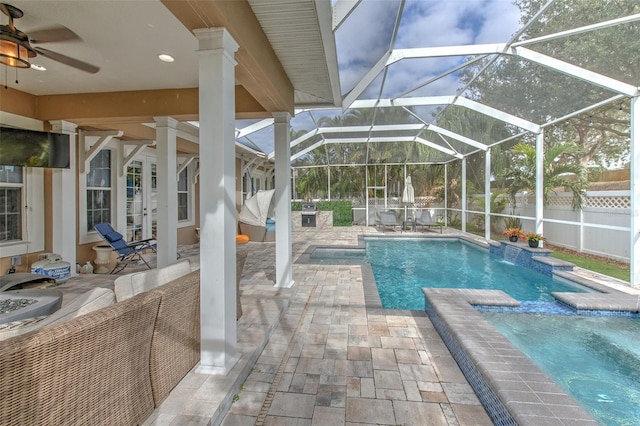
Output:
top-left (48, 225), bottom-right (639, 425)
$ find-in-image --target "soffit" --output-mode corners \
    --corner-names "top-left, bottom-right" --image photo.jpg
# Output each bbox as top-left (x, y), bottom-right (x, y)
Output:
top-left (247, 0), bottom-right (341, 108)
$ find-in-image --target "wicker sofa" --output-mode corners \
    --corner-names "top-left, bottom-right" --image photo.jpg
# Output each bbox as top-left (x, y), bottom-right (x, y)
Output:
top-left (0, 260), bottom-right (200, 425)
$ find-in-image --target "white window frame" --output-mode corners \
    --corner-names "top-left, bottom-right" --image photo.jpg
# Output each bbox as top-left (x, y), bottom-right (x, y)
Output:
top-left (0, 167), bottom-right (45, 256)
top-left (177, 163), bottom-right (195, 227)
top-left (79, 147), bottom-right (116, 245)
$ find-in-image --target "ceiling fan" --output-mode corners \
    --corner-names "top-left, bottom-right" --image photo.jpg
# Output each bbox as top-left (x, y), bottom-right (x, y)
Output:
top-left (0, 2), bottom-right (99, 73)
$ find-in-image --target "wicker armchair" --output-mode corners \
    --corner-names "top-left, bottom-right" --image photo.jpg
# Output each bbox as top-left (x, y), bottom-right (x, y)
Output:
top-left (0, 291), bottom-right (162, 426)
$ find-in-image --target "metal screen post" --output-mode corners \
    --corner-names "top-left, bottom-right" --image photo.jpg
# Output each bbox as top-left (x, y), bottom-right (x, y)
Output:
top-left (485, 148), bottom-right (491, 241)
top-left (630, 97), bottom-right (639, 288)
top-left (461, 158), bottom-right (467, 233)
top-left (535, 131), bottom-right (544, 246)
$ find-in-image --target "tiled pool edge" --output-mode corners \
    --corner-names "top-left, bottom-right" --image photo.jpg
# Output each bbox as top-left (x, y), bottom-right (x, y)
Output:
top-left (422, 288), bottom-right (598, 426)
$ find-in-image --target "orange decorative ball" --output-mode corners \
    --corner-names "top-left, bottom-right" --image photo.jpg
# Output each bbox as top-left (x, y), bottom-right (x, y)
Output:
top-left (236, 234), bottom-right (250, 244)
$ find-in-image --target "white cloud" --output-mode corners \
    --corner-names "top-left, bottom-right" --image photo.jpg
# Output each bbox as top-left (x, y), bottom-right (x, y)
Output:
top-left (336, 0), bottom-right (522, 102)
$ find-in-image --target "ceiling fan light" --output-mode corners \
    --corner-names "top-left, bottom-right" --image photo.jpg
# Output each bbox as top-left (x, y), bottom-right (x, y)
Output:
top-left (0, 38), bottom-right (30, 68)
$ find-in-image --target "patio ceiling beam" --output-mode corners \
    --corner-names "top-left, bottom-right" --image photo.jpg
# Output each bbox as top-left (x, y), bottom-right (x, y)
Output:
top-left (389, 44), bottom-right (506, 64)
top-left (290, 139), bottom-right (326, 162)
top-left (305, 135), bottom-right (461, 159)
top-left (317, 124), bottom-right (425, 133)
top-left (511, 47), bottom-right (638, 97)
top-left (543, 94), bottom-right (628, 129)
top-left (236, 118), bottom-right (274, 139)
top-left (290, 129), bottom-right (319, 149)
top-left (426, 124), bottom-right (487, 151)
top-left (351, 96), bottom-right (540, 133)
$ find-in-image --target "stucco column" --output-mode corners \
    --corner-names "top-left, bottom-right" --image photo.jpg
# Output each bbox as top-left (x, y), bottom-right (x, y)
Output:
top-left (195, 27), bottom-right (240, 374)
top-left (630, 97), bottom-right (639, 288)
top-left (273, 112), bottom-right (294, 288)
top-left (154, 116), bottom-right (179, 268)
top-left (49, 120), bottom-right (77, 274)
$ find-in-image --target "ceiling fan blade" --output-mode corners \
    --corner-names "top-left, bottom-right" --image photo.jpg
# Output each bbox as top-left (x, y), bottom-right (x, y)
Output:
top-left (33, 47), bottom-right (100, 74)
top-left (0, 4), bottom-right (11, 18)
top-left (29, 25), bottom-right (82, 44)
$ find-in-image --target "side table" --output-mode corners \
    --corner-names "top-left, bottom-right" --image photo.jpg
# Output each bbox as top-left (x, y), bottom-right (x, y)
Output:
top-left (402, 219), bottom-right (416, 232)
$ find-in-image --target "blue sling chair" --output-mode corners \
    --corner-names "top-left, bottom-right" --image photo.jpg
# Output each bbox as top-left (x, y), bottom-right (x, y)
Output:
top-left (94, 223), bottom-right (157, 274)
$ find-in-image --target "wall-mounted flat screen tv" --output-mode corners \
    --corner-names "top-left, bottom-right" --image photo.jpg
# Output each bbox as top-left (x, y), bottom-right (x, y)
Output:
top-left (0, 126), bottom-right (70, 168)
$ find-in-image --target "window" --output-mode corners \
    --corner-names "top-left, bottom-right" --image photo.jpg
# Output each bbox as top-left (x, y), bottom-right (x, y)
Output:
top-left (0, 166), bottom-right (23, 242)
top-left (177, 168), bottom-right (189, 221)
top-left (86, 150), bottom-right (112, 231)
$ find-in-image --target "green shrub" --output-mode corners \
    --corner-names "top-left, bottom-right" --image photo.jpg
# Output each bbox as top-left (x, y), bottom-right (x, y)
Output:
top-left (291, 200), bottom-right (352, 226)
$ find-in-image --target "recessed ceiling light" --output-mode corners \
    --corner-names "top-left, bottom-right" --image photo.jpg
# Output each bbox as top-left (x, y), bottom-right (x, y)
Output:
top-left (30, 64), bottom-right (46, 71)
top-left (158, 54), bottom-right (174, 63)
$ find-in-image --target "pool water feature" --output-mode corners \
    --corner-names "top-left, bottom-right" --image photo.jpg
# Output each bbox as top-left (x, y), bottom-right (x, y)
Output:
top-left (366, 238), bottom-right (587, 310)
top-left (483, 312), bottom-right (640, 426)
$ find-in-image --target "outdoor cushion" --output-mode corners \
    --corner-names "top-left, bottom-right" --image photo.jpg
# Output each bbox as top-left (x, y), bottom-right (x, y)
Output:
top-left (104, 231), bottom-right (123, 242)
top-left (114, 259), bottom-right (191, 302)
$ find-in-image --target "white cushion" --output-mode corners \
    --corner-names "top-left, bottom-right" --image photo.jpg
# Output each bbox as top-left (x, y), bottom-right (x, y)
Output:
top-left (114, 259), bottom-right (191, 302)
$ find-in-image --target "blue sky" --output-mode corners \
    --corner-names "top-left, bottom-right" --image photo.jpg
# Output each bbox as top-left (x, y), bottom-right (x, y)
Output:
top-left (243, 0), bottom-right (522, 155)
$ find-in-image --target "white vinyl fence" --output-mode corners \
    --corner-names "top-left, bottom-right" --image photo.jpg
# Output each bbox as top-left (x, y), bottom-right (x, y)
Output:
top-left (349, 191), bottom-right (630, 262)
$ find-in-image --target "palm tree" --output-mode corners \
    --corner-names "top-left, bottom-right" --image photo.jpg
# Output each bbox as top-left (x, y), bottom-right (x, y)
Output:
top-left (501, 141), bottom-right (589, 210)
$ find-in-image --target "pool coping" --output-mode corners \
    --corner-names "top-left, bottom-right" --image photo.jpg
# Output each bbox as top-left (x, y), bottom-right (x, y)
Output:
top-left (423, 288), bottom-right (599, 426)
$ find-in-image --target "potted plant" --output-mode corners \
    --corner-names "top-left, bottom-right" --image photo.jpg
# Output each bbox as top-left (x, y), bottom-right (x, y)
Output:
top-left (526, 232), bottom-right (546, 248)
top-left (502, 227), bottom-right (525, 242)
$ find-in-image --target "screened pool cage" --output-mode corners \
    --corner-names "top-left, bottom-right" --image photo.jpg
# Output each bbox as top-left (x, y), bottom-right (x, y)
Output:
top-left (233, 1), bottom-right (639, 286)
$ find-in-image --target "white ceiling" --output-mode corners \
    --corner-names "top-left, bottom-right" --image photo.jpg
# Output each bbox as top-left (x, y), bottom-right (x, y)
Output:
top-left (1, 0), bottom-right (340, 108)
top-left (2, 0), bottom-right (200, 95)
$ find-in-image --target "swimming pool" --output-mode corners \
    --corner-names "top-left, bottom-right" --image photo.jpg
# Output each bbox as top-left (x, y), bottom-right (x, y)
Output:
top-left (366, 238), bottom-right (587, 310)
top-left (483, 312), bottom-right (640, 426)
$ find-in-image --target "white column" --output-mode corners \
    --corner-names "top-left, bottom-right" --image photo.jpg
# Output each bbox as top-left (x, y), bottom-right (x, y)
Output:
top-left (155, 116), bottom-right (178, 267)
top-left (535, 131), bottom-right (544, 246)
top-left (461, 158), bottom-right (467, 233)
top-left (195, 28), bottom-right (240, 374)
top-left (484, 148), bottom-right (491, 241)
top-left (49, 120), bottom-right (77, 274)
top-left (630, 97), bottom-right (639, 288)
top-left (274, 112), bottom-right (294, 288)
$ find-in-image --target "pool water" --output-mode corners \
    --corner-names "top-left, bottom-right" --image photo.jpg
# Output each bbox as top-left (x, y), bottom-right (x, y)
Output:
top-left (366, 238), bottom-right (586, 310)
top-left (483, 312), bottom-right (640, 426)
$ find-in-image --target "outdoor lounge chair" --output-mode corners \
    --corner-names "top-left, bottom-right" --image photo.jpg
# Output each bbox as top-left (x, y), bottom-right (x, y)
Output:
top-left (378, 211), bottom-right (402, 231)
top-left (95, 223), bottom-right (157, 274)
top-left (415, 210), bottom-right (443, 233)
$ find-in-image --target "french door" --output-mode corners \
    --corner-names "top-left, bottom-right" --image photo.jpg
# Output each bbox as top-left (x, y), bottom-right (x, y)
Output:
top-left (126, 159), bottom-right (157, 242)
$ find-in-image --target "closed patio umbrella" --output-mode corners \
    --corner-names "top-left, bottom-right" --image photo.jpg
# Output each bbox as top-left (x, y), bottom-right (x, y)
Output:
top-left (401, 176), bottom-right (414, 221)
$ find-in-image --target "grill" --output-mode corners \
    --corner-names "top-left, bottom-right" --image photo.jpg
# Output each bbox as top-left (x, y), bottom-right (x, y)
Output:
top-left (301, 204), bottom-right (317, 227)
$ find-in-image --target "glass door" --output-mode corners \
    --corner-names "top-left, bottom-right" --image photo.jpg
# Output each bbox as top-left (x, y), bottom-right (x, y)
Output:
top-left (126, 159), bottom-right (156, 242)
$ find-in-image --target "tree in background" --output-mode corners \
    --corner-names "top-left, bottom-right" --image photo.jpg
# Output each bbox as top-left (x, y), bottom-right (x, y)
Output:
top-left (500, 141), bottom-right (589, 210)
top-left (463, 0), bottom-right (637, 169)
